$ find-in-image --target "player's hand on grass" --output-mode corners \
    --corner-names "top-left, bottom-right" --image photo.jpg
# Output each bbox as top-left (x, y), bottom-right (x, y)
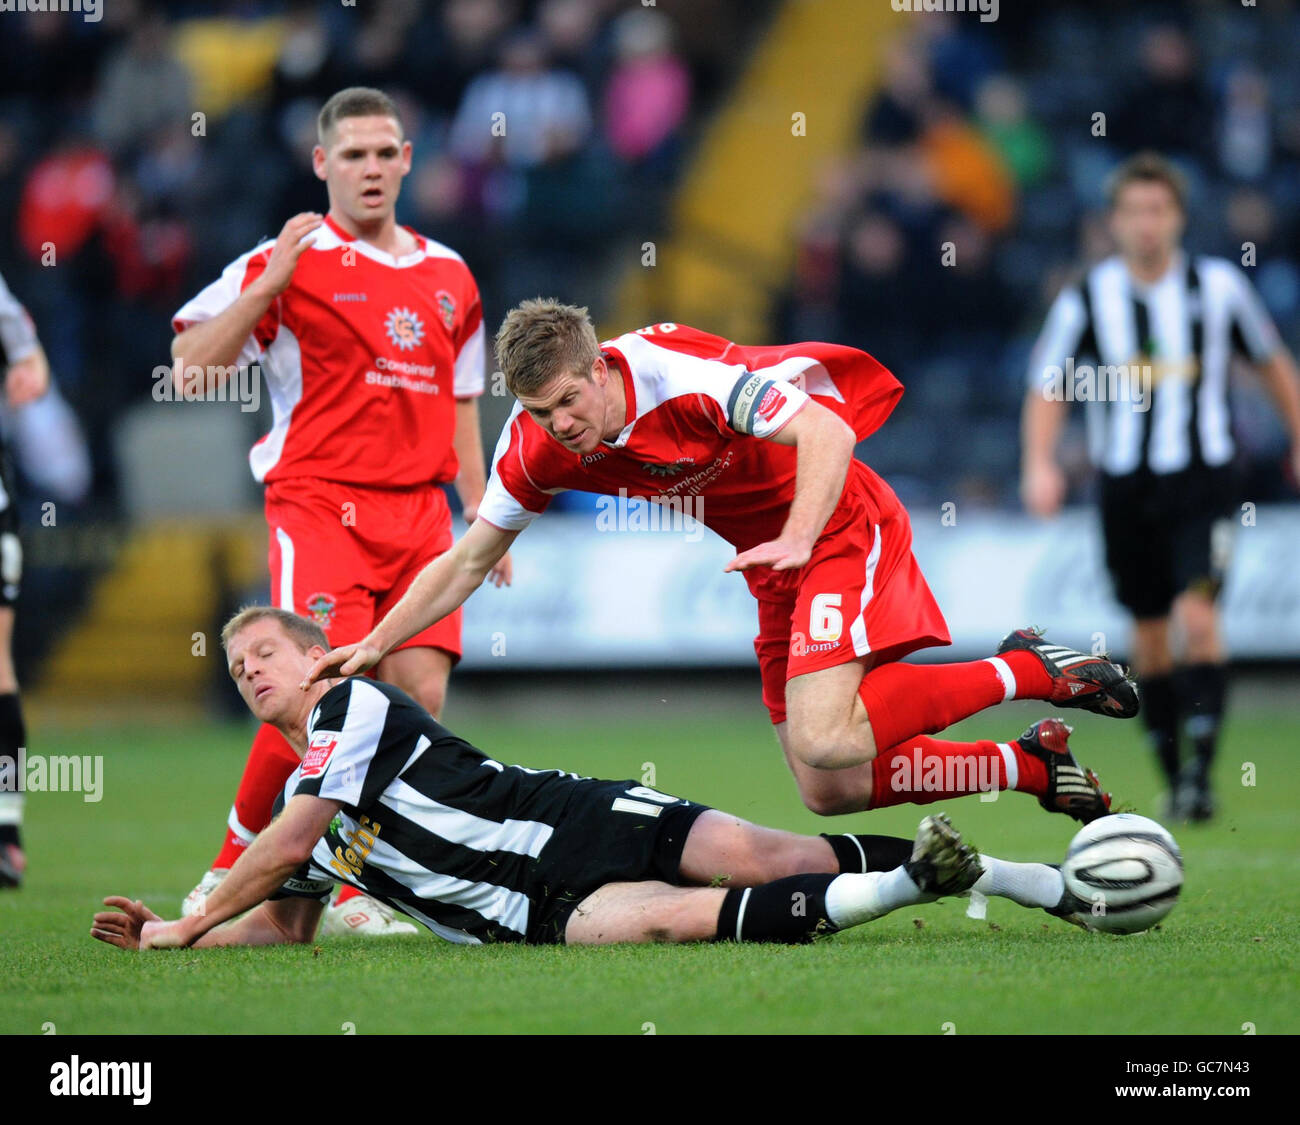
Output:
top-left (1021, 460), bottom-right (1066, 518)
top-left (724, 536), bottom-right (813, 573)
top-left (301, 642), bottom-right (382, 687)
top-left (251, 212), bottom-right (324, 300)
top-left (487, 551), bottom-right (513, 588)
top-left (91, 897), bottom-right (165, 952)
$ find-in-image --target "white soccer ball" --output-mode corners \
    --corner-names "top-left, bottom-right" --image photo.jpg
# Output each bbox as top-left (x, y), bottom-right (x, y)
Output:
top-left (1062, 813), bottom-right (1183, 934)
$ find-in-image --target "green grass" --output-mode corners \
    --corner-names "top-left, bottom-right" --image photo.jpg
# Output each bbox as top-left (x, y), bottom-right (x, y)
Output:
top-left (2, 697), bottom-right (1297, 1035)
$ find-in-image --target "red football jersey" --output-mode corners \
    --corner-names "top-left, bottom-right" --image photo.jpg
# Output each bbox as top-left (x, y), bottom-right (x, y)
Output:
top-left (172, 215), bottom-right (485, 488)
top-left (478, 322), bottom-right (903, 551)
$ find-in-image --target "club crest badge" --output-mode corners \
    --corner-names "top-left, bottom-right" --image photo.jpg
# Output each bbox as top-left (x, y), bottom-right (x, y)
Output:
top-left (436, 290), bottom-right (456, 331)
top-left (305, 592), bottom-right (336, 631)
top-left (385, 306), bottom-right (425, 351)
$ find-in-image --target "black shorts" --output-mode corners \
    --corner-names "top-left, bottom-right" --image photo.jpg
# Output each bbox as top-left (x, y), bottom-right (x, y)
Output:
top-left (1099, 466), bottom-right (1239, 619)
top-left (0, 453), bottom-right (20, 609)
top-left (526, 778), bottom-right (711, 945)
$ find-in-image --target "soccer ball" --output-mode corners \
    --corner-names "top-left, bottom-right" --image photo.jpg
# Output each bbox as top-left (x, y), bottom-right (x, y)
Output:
top-left (1062, 813), bottom-right (1183, 934)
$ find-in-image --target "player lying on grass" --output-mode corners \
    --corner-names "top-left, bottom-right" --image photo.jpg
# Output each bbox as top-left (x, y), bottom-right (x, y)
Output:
top-left (303, 301), bottom-right (1138, 821)
top-left (92, 608), bottom-right (1092, 950)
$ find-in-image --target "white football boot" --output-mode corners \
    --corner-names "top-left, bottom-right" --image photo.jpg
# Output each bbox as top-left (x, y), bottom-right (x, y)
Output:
top-left (181, 869), bottom-right (228, 917)
top-left (320, 892), bottom-right (419, 937)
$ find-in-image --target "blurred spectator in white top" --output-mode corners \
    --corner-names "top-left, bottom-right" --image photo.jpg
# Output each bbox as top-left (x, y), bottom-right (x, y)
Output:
top-left (1217, 66), bottom-right (1272, 183)
top-left (92, 11), bottom-right (193, 156)
top-left (450, 30), bottom-right (592, 169)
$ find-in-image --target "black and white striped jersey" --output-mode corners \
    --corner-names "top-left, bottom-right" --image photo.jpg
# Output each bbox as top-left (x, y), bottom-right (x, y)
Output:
top-left (276, 677), bottom-right (594, 944)
top-left (1027, 252), bottom-right (1281, 476)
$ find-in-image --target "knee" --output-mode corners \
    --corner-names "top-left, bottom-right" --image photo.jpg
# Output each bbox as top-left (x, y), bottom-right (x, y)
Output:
top-left (786, 725), bottom-right (849, 773)
top-left (796, 783), bottom-right (865, 818)
top-left (1178, 600), bottom-right (1218, 652)
top-left (398, 678), bottom-right (447, 719)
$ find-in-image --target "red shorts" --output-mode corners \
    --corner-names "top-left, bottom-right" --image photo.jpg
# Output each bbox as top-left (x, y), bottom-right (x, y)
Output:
top-left (745, 460), bottom-right (949, 724)
top-left (264, 477), bottom-right (461, 657)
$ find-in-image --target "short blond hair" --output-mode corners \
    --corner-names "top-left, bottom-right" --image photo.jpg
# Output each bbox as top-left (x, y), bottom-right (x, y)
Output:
top-left (495, 299), bottom-right (600, 397)
top-left (221, 606), bottom-right (327, 654)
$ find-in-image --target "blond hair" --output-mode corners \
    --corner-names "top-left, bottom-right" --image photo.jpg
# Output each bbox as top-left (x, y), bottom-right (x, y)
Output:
top-left (221, 606), bottom-right (328, 654)
top-left (495, 299), bottom-right (600, 397)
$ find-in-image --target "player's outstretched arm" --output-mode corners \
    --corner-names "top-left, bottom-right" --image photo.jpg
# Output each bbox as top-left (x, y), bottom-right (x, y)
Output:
top-left (191, 898), bottom-right (325, 947)
top-left (724, 401), bottom-right (855, 573)
top-left (302, 517), bottom-right (520, 685)
top-left (452, 397), bottom-right (512, 588)
top-left (92, 795), bottom-right (339, 951)
top-left (170, 212), bottom-right (322, 393)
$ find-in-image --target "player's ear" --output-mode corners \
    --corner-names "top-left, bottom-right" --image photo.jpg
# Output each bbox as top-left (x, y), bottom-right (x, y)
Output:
top-left (311, 145), bottom-right (328, 182)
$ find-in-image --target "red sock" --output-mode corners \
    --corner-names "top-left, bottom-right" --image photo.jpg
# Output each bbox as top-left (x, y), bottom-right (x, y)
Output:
top-left (856, 652), bottom-right (1053, 750)
top-left (867, 735), bottom-right (1049, 809)
top-left (210, 724), bottom-right (302, 870)
top-left (211, 827), bottom-right (248, 872)
top-left (335, 884), bottom-right (364, 905)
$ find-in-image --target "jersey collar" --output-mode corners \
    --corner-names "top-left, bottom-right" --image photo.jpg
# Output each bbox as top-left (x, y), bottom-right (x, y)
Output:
top-left (600, 348), bottom-right (638, 448)
top-left (322, 213), bottom-right (427, 268)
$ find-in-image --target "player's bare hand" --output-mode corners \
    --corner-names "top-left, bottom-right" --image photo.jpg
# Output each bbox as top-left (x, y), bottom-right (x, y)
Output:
top-left (91, 896), bottom-right (163, 952)
top-left (724, 537), bottom-right (812, 573)
top-left (487, 551), bottom-right (513, 588)
top-left (5, 350), bottom-right (51, 407)
top-left (140, 918), bottom-right (191, 950)
top-left (251, 212), bottom-right (324, 299)
top-left (1021, 460), bottom-right (1065, 518)
top-left (301, 643), bottom-right (382, 688)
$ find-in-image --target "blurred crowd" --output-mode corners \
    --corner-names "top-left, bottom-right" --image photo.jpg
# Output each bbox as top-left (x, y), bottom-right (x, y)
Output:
top-left (3, 1), bottom-right (1300, 521)
top-left (0, 0), bottom-right (758, 513)
top-left (778, 5), bottom-right (1300, 508)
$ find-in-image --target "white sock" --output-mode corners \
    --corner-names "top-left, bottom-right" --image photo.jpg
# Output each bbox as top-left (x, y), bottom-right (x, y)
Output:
top-left (985, 656), bottom-right (1017, 701)
top-left (824, 867), bottom-right (928, 929)
top-left (971, 857), bottom-right (1064, 909)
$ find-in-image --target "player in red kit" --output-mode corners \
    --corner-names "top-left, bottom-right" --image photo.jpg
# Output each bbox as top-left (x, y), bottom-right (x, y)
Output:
top-left (305, 301), bottom-right (1138, 843)
top-left (170, 88), bottom-right (509, 935)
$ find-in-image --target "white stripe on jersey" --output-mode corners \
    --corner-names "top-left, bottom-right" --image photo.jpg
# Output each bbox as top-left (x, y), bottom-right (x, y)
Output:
top-left (312, 680), bottom-right (393, 806)
top-left (310, 825), bottom-right (534, 936)
top-left (249, 323), bottom-right (303, 482)
top-left (849, 523), bottom-right (883, 657)
top-left (382, 776), bottom-right (555, 858)
top-left (453, 318), bottom-right (486, 398)
top-left (274, 527), bottom-right (295, 611)
top-left (1028, 253), bottom-right (1281, 476)
top-left (609, 332), bottom-right (810, 443)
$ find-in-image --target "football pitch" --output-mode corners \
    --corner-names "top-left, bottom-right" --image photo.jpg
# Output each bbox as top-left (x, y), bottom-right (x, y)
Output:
top-left (2, 689), bottom-right (1297, 1036)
